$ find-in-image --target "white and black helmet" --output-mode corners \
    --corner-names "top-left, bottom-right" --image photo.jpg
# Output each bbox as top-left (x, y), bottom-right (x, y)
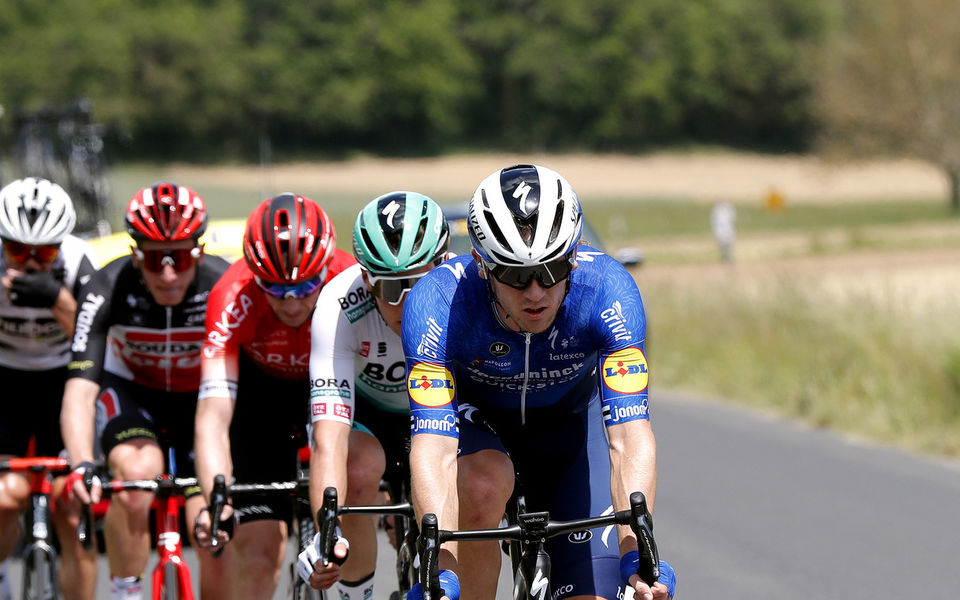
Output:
top-left (0, 177), bottom-right (77, 245)
top-left (468, 164), bottom-right (583, 266)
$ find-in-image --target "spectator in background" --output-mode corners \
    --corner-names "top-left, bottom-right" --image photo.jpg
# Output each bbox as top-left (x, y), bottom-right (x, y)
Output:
top-left (710, 201), bottom-right (736, 262)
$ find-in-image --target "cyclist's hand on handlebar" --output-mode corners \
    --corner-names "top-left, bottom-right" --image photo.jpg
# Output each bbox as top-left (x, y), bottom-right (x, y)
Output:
top-left (64, 461), bottom-right (101, 505)
top-left (407, 570), bottom-right (460, 600)
top-left (621, 555), bottom-right (676, 600)
top-left (193, 504), bottom-right (238, 550)
top-left (297, 530), bottom-right (350, 589)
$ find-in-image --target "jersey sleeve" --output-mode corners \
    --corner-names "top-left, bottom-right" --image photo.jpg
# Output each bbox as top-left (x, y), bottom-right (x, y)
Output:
top-left (308, 269), bottom-right (360, 426)
top-left (401, 270), bottom-right (459, 439)
top-left (67, 265), bottom-right (116, 383)
top-left (590, 256), bottom-right (650, 427)
top-left (199, 262), bottom-right (250, 398)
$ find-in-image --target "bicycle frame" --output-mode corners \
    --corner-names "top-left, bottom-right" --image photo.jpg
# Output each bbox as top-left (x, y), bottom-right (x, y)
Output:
top-left (0, 457), bottom-right (70, 600)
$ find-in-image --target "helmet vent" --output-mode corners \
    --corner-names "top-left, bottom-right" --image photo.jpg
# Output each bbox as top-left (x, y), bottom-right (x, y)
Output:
top-left (484, 210), bottom-right (512, 255)
top-left (546, 199), bottom-right (564, 247)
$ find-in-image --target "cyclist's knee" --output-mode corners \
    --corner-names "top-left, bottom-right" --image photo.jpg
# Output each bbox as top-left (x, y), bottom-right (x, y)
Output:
top-left (234, 524), bottom-right (286, 578)
top-left (345, 434), bottom-right (386, 502)
top-left (0, 472), bottom-right (29, 508)
top-left (458, 450), bottom-right (514, 522)
top-left (108, 441), bottom-right (162, 482)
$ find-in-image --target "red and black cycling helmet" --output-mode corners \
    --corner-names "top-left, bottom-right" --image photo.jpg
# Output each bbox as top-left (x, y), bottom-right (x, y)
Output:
top-left (242, 193), bottom-right (336, 283)
top-left (125, 182), bottom-right (208, 242)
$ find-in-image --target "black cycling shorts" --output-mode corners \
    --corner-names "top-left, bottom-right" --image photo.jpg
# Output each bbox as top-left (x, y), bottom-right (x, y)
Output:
top-left (96, 372), bottom-right (198, 479)
top-left (0, 364), bottom-right (68, 456)
top-left (228, 351), bottom-right (310, 525)
top-left (353, 393), bottom-right (410, 496)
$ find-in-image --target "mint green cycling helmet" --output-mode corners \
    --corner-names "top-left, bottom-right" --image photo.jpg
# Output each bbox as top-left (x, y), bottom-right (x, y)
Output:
top-left (352, 191), bottom-right (450, 275)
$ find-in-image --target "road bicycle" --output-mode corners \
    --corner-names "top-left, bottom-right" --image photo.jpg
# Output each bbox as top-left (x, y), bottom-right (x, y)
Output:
top-left (0, 456), bottom-right (70, 600)
top-left (208, 473), bottom-right (320, 600)
top-left (77, 473), bottom-right (199, 600)
top-left (417, 491), bottom-right (661, 600)
top-left (314, 485), bottom-right (418, 600)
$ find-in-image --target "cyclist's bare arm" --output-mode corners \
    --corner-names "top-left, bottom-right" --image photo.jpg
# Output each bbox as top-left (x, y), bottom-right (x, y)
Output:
top-left (195, 355), bottom-right (237, 504)
top-left (60, 377), bottom-right (100, 502)
top-left (50, 286), bottom-right (79, 337)
top-left (608, 417), bottom-right (657, 546)
top-left (308, 419), bottom-right (350, 522)
top-left (410, 432), bottom-right (460, 571)
top-left (608, 417), bottom-right (668, 600)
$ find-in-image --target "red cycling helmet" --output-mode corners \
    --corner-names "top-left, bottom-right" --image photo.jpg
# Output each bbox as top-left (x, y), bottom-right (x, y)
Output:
top-left (126, 183), bottom-right (208, 242)
top-left (243, 193), bottom-right (336, 283)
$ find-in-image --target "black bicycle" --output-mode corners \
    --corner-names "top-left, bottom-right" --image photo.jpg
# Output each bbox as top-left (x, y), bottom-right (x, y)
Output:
top-left (417, 491), bottom-right (660, 600)
top-left (314, 485), bottom-right (418, 600)
top-left (0, 456), bottom-right (71, 600)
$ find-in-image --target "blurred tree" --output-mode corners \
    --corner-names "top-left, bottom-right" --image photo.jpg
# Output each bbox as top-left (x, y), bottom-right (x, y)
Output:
top-left (816, 0), bottom-right (960, 211)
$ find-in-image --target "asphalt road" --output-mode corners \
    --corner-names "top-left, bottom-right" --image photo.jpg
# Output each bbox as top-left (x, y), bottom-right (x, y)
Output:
top-left (8, 390), bottom-right (960, 598)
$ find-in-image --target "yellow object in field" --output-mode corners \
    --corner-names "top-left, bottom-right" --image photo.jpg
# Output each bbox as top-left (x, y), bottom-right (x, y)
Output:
top-left (764, 187), bottom-right (785, 213)
top-left (86, 219), bottom-right (247, 267)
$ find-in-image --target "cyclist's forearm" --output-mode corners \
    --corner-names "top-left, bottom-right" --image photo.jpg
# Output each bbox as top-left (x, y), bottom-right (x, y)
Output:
top-left (194, 395), bottom-right (234, 502)
top-left (608, 419), bottom-right (657, 549)
top-left (60, 377), bottom-right (99, 465)
top-left (308, 421), bottom-right (350, 518)
top-left (410, 433), bottom-right (460, 569)
top-left (51, 287), bottom-right (78, 338)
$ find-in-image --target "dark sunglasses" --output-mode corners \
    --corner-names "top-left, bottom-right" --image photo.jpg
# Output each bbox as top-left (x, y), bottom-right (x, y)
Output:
top-left (255, 274), bottom-right (324, 299)
top-left (367, 271), bottom-right (431, 306)
top-left (132, 245), bottom-right (202, 273)
top-left (487, 255), bottom-right (574, 290)
top-left (3, 240), bottom-right (60, 263)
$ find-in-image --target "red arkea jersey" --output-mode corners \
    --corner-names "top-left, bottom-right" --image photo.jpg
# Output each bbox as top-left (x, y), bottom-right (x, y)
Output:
top-left (201, 250), bottom-right (355, 380)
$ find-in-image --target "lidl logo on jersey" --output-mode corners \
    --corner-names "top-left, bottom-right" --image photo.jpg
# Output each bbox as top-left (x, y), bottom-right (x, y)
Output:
top-left (601, 347), bottom-right (648, 394)
top-left (408, 362), bottom-right (456, 407)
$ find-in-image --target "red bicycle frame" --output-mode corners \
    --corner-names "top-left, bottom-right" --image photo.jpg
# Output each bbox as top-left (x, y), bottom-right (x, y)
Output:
top-left (94, 474), bottom-right (196, 600)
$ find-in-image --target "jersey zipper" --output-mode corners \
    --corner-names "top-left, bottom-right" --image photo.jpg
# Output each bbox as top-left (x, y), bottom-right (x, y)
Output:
top-left (165, 306), bottom-right (173, 392)
top-left (520, 332), bottom-right (531, 426)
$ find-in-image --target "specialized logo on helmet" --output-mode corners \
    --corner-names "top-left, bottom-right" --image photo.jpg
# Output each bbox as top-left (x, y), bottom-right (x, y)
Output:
top-left (408, 362), bottom-right (455, 407)
top-left (501, 166), bottom-right (541, 218)
top-left (601, 347), bottom-right (648, 394)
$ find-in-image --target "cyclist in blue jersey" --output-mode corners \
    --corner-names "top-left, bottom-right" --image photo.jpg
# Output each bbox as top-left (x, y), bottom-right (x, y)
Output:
top-left (401, 165), bottom-right (675, 600)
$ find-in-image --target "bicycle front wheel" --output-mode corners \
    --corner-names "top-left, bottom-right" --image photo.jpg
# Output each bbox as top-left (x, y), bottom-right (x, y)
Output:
top-left (22, 545), bottom-right (58, 600)
top-left (159, 561), bottom-right (181, 600)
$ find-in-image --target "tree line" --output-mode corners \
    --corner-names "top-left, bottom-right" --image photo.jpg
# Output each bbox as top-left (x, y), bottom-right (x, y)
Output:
top-left (0, 0), bottom-right (830, 161)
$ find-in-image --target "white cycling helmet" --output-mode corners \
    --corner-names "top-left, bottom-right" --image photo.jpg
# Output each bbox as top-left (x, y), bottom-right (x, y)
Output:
top-left (468, 164), bottom-right (583, 266)
top-left (0, 177), bottom-right (77, 245)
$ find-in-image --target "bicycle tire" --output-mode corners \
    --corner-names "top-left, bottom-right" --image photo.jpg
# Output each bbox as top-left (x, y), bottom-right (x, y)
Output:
top-left (292, 511), bottom-right (323, 600)
top-left (162, 561), bottom-right (180, 600)
top-left (22, 544), bottom-right (57, 600)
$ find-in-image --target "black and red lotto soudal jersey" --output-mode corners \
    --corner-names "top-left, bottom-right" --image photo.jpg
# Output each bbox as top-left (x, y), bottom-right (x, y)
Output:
top-left (68, 255), bottom-right (230, 392)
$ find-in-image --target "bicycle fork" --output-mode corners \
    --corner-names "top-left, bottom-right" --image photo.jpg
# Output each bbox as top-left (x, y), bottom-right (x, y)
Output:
top-left (22, 475), bottom-right (58, 600)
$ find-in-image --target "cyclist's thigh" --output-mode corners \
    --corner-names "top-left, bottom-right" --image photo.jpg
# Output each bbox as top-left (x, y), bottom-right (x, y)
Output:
top-left (0, 364), bottom-right (67, 456)
top-left (97, 373), bottom-right (162, 456)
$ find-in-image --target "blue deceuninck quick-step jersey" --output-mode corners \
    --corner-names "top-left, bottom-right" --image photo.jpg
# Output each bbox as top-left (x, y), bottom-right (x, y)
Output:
top-left (401, 249), bottom-right (649, 436)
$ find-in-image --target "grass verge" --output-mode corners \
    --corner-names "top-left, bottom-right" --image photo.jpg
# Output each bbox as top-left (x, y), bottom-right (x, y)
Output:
top-left (645, 276), bottom-right (960, 457)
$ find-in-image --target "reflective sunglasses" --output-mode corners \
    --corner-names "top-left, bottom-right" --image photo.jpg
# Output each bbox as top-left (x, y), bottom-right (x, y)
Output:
top-left (486, 255), bottom-right (574, 290)
top-left (132, 245), bottom-right (202, 273)
top-left (3, 239), bottom-right (60, 263)
top-left (367, 271), bottom-right (432, 306)
top-left (255, 274), bottom-right (324, 299)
